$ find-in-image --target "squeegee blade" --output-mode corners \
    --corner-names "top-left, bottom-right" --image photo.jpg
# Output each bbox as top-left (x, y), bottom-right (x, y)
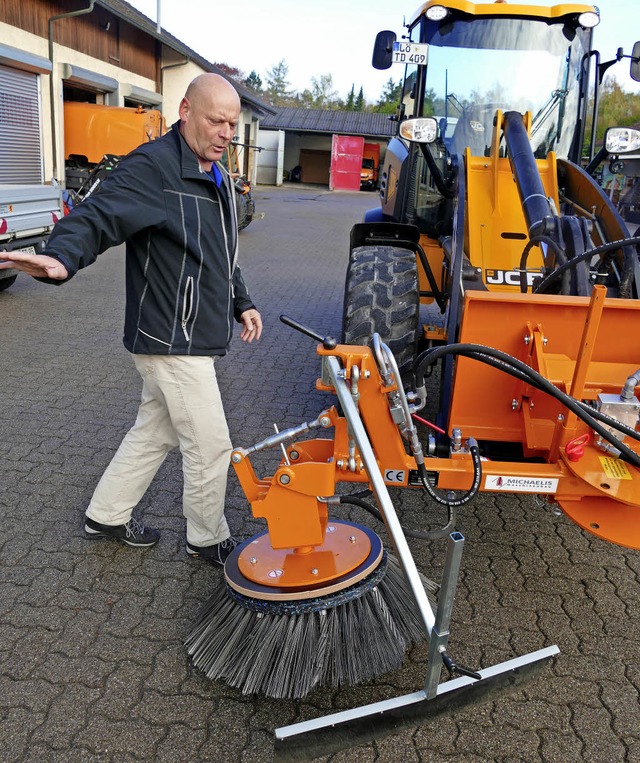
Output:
top-left (274, 645), bottom-right (559, 763)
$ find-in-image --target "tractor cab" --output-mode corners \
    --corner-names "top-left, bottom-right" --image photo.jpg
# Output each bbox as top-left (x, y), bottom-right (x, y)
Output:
top-left (373, 2), bottom-right (604, 240)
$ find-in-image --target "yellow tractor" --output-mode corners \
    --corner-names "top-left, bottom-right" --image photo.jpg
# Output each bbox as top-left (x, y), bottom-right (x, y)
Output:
top-left (341, 0), bottom-right (640, 549)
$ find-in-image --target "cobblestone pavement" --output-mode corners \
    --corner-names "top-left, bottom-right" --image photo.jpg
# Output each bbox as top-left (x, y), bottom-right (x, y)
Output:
top-left (1, 185), bottom-right (639, 763)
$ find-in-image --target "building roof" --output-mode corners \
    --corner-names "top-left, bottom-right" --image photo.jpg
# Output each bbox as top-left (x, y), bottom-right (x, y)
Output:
top-left (96, 0), bottom-right (274, 116)
top-left (260, 108), bottom-right (398, 139)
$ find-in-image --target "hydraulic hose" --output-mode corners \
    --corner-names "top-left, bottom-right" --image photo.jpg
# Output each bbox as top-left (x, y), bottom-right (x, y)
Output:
top-left (338, 492), bottom-right (456, 541)
top-left (414, 343), bottom-right (640, 467)
top-left (532, 236), bottom-right (640, 295)
top-left (417, 442), bottom-right (482, 509)
top-left (456, 351), bottom-right (640, 444)
top-left (518, 234), bottom-right (570, 294)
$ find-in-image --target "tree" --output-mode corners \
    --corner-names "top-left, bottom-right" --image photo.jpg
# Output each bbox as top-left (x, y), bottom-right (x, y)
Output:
top-left (345, 85), bottom-right (356, 111)
top-left (597, 78), bottom-right (640, 141)
top-left (310, 74), bottom-right (341, 109)
top-left (265, 59), bottom-right (294, 106)
top-left (214, 63), bottom-right (246, 84)
top-left (245, 70), bottom-right (263, 93)
top-left (354, 86), bottom-right (365, 112)
top-left (376, 78), bottom-right (402, 114)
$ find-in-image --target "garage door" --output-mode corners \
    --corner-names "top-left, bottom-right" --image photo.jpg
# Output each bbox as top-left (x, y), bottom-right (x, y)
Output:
top-left (299, 149), bottom-right (331, 185)
top-left (0, 65), bottom-right (43, 183)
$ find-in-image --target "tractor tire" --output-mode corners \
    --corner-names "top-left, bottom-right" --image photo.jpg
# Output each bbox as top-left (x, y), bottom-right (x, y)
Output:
top-left (0, 275), bottom-right (18, 292)
top-left (236, 192), bottom-right (254, 232)
top-left (342, 245), bottom-right (419, 374)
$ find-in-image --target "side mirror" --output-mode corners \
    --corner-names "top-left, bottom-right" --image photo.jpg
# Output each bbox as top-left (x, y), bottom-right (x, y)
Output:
top-left (372, 30), bottom-right (396, 70)
top-left (399, 117), bottom-right (438, 144)
top-left (605, 126), bottom-right (640, 154)
top-left (631, 41), bottom-right (640, 81)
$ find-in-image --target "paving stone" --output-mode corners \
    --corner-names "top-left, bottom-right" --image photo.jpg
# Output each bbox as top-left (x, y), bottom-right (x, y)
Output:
top-left (1, 185), bottom-right (639, 762)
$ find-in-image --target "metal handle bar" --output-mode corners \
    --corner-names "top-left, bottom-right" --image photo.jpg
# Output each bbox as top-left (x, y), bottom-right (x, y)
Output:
top-left (280, 314), bottom-right (337, 349)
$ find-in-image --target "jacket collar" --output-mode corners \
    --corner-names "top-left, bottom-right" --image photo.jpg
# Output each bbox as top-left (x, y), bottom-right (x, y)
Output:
top-left (171, 120), bottom-right (225, 183)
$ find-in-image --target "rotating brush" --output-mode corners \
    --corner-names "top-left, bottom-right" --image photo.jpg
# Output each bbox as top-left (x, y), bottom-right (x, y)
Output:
top-left (186, 532), bottom-right (437, 699)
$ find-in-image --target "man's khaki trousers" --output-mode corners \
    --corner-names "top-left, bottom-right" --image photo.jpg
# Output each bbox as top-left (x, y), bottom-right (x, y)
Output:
top-left (86, 354), bottom-right (232, 547)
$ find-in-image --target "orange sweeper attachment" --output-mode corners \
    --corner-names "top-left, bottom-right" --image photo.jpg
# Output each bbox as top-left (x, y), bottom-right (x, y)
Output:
top-left (186, 307), bottom-right (639, 760)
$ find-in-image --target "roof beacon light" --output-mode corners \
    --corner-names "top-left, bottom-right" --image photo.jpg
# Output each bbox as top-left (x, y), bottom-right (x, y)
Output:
top-left (426, 5), bottom-right (449, 21)
top-left (578, 11), bottom-right (599, 28)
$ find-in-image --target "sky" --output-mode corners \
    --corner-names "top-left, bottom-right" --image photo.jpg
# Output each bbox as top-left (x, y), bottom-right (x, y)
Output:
top-left (127, 0), bottom-right (640, 102)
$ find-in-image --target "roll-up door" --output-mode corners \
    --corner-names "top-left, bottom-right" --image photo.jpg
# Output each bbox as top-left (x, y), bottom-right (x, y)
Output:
top-left (0, 65), bottom-right (43, 184)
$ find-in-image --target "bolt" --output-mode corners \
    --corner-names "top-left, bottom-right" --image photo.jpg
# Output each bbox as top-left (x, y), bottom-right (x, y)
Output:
top-left (529, 400), bottom-right (535, 409)
top-left (349, 535), bottom-right (357, 543)
top-left (231, 453), bottom-right (242, 463)
top-left (543, 336), bottom-right (548, 346)
top-left (279, 473), bottom-right (291, 485)
top-left (249, 557), bottom-right (258, 565)
top-left (311, 568), bottom-right (319, 575)
top-left (289, 450), bottom-right (300, 461)
top-left (512, 398), bottom-right (519, 410)
top-left (558, 414), bottom-right (565, 422)
top-left (319, 416), bottom-right (331, 427)
top-left (524, 335), bottom-right (531, 345)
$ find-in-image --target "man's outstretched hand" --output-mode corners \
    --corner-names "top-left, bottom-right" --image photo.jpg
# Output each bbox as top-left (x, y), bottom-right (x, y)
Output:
top-left (0, 251), bottom-right (68, 280)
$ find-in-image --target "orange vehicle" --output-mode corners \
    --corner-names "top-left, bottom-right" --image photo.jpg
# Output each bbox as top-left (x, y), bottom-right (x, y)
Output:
top-left (360, 142), bottom-right (380, 190)
top-left (64, 102), bottom-right (166, 199)
top-left (62, 102), bottom-right (256, 229)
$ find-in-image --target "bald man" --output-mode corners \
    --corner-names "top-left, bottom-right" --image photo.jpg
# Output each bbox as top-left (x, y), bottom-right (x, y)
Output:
top-left (0, 73), bottom-right (262, 566)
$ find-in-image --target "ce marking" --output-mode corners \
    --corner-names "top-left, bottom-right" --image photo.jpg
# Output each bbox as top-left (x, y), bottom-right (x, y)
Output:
top-left (384, 470), bottom-right (405, 484)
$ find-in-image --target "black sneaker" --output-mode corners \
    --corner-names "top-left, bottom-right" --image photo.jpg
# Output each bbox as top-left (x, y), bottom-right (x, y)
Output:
top-left (84, 516), bottom-right (160, 548)
top-left (186, 536), bottom-right (239, 566)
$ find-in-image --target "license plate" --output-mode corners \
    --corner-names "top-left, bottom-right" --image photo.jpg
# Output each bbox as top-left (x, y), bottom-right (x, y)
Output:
top-left (393, 41), bottom-right (428, 65)
top-left (16, 246), bottom-right (36, 254)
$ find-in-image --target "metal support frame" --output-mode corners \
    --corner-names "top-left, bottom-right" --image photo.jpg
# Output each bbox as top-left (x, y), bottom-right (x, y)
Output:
top-left (273, 354), bottom-right (560, 761)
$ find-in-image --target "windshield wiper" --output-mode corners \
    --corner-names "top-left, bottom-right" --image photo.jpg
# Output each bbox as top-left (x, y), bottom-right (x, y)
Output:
top-left (531, 89), bottom-right (569, 137)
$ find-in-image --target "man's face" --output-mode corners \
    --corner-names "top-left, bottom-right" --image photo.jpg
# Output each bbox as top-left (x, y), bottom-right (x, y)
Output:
top-left (179, 92), bottom-right (240, 166)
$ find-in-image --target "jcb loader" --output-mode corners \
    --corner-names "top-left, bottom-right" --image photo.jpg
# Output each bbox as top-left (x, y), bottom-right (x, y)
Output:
top-left (341, 0), bottom-right (640, 550)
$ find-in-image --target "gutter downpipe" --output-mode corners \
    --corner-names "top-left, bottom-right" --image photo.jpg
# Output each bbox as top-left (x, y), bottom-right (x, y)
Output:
top-left (48, 0), bottom-right (96, 182)
top-left (160, 56), bottom-right (191, 111)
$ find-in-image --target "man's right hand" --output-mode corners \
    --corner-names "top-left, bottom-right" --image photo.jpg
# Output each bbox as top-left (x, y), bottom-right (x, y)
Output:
top-left (0, 251), bottom-right (68, 280)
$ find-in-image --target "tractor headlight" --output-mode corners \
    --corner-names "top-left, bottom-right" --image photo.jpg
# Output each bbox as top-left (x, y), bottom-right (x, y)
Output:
top-left (399, 117), bottom-right (438, 144)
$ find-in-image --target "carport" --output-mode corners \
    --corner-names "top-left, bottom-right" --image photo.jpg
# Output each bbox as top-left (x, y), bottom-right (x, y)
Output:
top-left (256, 107), bottom-right (396, 186)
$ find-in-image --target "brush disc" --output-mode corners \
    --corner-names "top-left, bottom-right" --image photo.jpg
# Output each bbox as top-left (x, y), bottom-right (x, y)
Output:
top-left (186, 522), bottom-right (431, 699)
top-left (225, 521), bottom-right (383, 601)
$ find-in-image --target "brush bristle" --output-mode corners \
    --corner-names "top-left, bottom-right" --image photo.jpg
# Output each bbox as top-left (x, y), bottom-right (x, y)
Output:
top-left (185, 554), bottom-right (436, 699)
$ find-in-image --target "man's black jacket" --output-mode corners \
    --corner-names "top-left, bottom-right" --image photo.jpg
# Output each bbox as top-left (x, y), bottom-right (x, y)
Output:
top-left (45, 121), bottom-right (255, 356)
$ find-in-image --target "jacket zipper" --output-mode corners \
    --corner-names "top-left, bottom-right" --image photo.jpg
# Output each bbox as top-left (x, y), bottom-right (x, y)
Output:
top-left (181, 275), bottom-right (194, 341)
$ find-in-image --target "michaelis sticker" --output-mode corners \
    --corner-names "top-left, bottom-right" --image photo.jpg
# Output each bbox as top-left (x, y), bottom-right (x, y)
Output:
top-left (484, 475), bottom-right (559, 493)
